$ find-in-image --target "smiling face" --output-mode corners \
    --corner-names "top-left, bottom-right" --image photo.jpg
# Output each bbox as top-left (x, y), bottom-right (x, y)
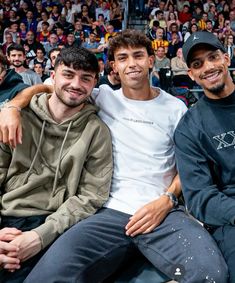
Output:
top-left (53, 63), bottom-right (97, 108)
top-left (113, 46), bottom-right (154, 90)
top-left (188, 46), bottom-right (232, 98)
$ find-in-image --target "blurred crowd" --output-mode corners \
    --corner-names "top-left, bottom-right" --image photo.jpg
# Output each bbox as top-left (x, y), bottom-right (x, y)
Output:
top-left (0, 0), bottom-right (235, 88)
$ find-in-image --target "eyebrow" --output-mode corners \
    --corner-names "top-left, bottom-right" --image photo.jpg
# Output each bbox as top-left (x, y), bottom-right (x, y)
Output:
top-left (190, 50), bottom-right (221, 64)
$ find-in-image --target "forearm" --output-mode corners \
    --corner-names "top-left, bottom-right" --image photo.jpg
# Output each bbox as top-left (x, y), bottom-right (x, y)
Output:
top-left (5, 84), bottom-right (53, 109)
top-left (166, 173), bottom-right (181, 198)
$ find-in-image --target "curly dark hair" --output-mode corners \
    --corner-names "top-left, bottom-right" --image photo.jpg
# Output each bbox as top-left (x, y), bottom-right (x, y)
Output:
top-left (108, 29), bottom-right (154, 61)
top-left (54, 47), bottom-right (100, 79)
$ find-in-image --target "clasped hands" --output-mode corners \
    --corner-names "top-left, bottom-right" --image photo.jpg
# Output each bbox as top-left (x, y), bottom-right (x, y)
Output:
top-left (0, 228), bottom-right (41, 272)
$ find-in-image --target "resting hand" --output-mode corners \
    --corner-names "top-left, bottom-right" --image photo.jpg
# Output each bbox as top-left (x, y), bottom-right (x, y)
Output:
top-left (125, 195), bottom-right (173, 237)
top-left (9, 231), bottom-right (42, 262)
top-left (0, 108), bottom-right (22, 148)
top-left (0, 228), bottom-right (22, 270)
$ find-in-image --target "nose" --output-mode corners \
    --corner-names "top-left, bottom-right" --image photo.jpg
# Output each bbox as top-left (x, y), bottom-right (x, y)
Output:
top-left (70, 76), bottom-right (82, 88)
top-left (127, 56), bottom-right (136, 67)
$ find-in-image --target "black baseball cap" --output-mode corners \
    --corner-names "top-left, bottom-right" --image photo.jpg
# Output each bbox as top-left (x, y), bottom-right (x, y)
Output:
top-left (183, 31), bottom-right (226, 66)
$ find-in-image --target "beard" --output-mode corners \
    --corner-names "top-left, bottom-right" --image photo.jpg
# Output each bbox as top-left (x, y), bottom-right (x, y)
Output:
top-left (12, 61), bottom-right (24, 67)
top-left (55, 89), bottom-right (89, 108)
top-left (205, 82), bottom-right (225, 96)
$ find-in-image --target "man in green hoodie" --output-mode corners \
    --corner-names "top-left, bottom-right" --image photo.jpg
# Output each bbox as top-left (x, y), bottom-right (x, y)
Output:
top-left (0, 46), bottom-right (113, 282)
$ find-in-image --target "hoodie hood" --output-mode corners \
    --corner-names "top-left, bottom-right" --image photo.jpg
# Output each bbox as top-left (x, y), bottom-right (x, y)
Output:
top-left (30, 92), bottom-right (99, 133)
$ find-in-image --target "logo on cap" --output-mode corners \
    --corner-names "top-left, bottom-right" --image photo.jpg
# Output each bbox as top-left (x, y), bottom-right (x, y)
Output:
top-left (193, 35), bottom-right (199, 41)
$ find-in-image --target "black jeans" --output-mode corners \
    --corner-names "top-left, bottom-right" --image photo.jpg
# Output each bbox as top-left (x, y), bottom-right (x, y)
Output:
top-left (0, 215), bottom-right (48, 283)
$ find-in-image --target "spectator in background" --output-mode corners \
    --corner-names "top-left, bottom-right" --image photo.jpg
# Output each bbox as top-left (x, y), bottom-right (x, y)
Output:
top-left (55, 24), bottom-right (67, 45)
top-left (109, 0), bottom-right (122, 30)
top-left (178, 4), bottom-right (192, 25)
top-left (61, 0), bottom-right (77, 24)
top-left (42, 33), bottom-right (58, 56)
top-left (206, 19), bottom-right (214, 32)
top-left (24, 30), bottom-right (43, 54)
top-left (198, 12), bottom-right (208, 30)
top-left (65, 32), bottom-right (81, 48)
top-left (166, 12), bottom-right (180, 31)
top-left (97, 60), bottom-right (121, 90)
top-left (148, 20), bottom-right (159, 41)
top-left (171, 47), bottom-right (193, 88)
top-left (1, 32), bottom-right (13, 55)
top-left (73, 19), bottom-right (85, 44)
top-left (34, 1), bottom-right (45, 22)
top-left (28, 46), bottom-right (50, 74)
top-left (7, 44), bottom-right (42, 85)
top-left (167, 31), bottom-right (183, 59)
top-left (33, 62), bottom-right (49, 82)
top-left (152, 27), bottom-right (169, 54)
top-left (3, 22), bottom-right (19, 43)
top-left (22, 10), bottom-right (38, 34)
top-left (167, 22), bottom-right (183, 42)
top-left (18, 22), bottom-right (27, 41)
top-left (50, 5), bottom-right (60, 22)
top-left (82, 31), bottom-right (104, 59)
top-left (17, 1), bottom-right (29, 20)
top-left (43, 47), bottom-right (61, 85)
top-left (98, 57), bottom-right (105, 76)
top-left (37, 21), bottom-right (51, 44)
top-left (104, 24), bottom-right (116, 43)
top-left (37, 11), bottom-right (54, 32)
top-left (151, 46), bottom-right (170, 87)
top-left (184, 23), bottom-right (198, 42)
top-left (77, 4), bottom-right (93, 33)
top-left (149, 10), bottom-right (167, 32)
top-left (95, 0), bottom-right (110, 23)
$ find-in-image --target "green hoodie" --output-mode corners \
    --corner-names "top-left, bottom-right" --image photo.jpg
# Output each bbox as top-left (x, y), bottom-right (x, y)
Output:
top-left (0, 93), bottom-right (113, 248)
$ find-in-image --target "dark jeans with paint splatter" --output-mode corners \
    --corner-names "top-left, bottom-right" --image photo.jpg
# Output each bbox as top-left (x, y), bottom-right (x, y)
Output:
top-left (25, 207), bottom-right (228, 283)
top-left (213, 225), bottom-right (235, 283)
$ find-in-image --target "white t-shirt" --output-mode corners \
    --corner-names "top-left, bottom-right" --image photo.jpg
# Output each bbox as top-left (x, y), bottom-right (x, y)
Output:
top-left (93, 85), bottom-right (187, 215)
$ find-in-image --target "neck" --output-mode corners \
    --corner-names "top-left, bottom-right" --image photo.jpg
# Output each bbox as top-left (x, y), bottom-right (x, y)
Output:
top-left (14, 66), bottom-right (26, 73)
top-left (122, 81), bottom-right (160, 100)
top-left (48, 93), bottom-right (85, 123)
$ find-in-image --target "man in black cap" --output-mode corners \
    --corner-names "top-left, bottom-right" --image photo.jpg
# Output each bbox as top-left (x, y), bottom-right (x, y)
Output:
top-left (174, 31), bottom-right (235, 282)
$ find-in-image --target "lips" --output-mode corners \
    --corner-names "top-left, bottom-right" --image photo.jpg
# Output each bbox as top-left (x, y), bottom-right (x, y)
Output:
top-left (201, 71), bottom-right (221, 82)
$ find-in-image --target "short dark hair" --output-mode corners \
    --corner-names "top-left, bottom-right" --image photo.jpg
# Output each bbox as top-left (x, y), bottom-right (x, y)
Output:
top-left (49, 47), bottom-right (61, 60)
top-left (54, 47), bottom-right (100, 79)
top-left (7, 44), bottom-right (25, 56)
top-left (108, 29), bottom-right (154, 61)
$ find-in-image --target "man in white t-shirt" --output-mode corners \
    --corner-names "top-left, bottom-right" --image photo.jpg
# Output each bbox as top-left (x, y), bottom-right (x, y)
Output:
top-left (0, 31), bottom-right (228, 283)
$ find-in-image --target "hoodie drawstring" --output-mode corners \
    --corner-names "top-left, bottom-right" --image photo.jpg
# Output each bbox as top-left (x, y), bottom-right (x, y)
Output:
top-left (22, 120), bottom-right (46, 185)
top-left (52, 120), bottom-right (73, 196)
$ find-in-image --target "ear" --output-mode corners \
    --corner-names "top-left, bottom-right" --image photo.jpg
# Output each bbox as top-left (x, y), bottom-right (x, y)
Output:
top-left (149, 55), bottom-right (155, 68)
top-left (224, 53), bottom-right (231, 67)
top-left (50, 70), bottom-right (55, 80)
top-left (187, 69), bottom-right (195, 81)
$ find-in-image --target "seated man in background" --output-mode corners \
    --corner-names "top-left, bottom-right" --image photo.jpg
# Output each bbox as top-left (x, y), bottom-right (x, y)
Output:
top-left (0, 47), bottom-right (113, 282)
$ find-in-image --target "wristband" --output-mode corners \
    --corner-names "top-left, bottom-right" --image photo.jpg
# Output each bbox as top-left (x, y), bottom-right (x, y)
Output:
top-left (0, 105), bottom-right (21, 112)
